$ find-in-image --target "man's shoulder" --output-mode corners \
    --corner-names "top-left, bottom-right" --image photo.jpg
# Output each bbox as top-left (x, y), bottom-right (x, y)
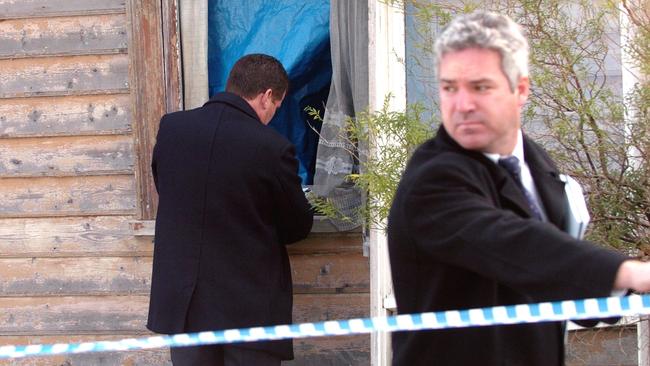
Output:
top-left (158, 105), bottom-right (207, 127)
top-left (407, 135), bottom-right (488, 174)
top-left (394, 134), bottom-right (499, 203)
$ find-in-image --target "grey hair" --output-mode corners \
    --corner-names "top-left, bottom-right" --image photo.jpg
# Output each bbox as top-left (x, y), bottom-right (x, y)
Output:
top-left (434, 11), bottom-right (529, 91)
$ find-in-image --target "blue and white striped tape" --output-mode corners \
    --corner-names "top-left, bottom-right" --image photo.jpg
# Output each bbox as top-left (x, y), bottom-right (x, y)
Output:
top-left (2, 294), bottom-right (649, 359)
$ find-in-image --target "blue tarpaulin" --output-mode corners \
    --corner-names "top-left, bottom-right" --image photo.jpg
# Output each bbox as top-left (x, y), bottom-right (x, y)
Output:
top-left (208, 0), bottom-right (332, 184)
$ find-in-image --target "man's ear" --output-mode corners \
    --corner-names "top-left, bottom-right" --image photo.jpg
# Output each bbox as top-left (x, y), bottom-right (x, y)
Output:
top-left (262, 88), bottom-right (274, 108)
top-left (517, 77), bottom-right (530, 107)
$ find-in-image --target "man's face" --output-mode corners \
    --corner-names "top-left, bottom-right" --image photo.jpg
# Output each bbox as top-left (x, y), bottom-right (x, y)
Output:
top-left (438, 48), bottom-right (529, 155)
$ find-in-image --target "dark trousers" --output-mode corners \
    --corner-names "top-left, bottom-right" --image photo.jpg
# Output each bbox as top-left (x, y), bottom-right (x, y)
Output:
top-left (170, 344), bottom-right (281, 366)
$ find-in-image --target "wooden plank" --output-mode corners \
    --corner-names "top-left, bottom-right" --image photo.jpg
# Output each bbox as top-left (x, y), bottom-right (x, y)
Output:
top-left (294, 293), bottom-right (370, 322)
top-left (289, 231), bottom-right (363, 254)
top-left (0, 0), bottom-right (126, 20)
top-left (127, 0), bottom-right (166, 219)
top-left (0, 135), bottom-right (134, 178)
top-left (0, 94), bottom-right (132, 138)
top-left (0, 15), bottom-right (127, 59)
top-left (0, 335), bottom-right (370, 366)
top-left (162, 0), bottom-right (183, 112)
top-left (0, 253), bottom-right (367, 296)
top-left (0, 216), bottom-right (153, 258)
top-left (0, 294), bottom-right (368, 334)
top-left (291, 335), bottom-right (370, 366)
top-left (0, 295), bottom-right (148, 334)
top-left (124, 0), bottom-right (182, 220)
top-left (291, 253), bottom-right (369, 294)
top-left (0, 334), bottom-right (169, 366)
top-left (0, 54), bottom-right (129, 98)
top-left (130, 219), bottom-right (364, 254)
top-left (0, 257), bottom-right (151, 296)
top-left (0, 175), bottom-right (136, 218)
top-left (0, 349), bottom-right (169, 366)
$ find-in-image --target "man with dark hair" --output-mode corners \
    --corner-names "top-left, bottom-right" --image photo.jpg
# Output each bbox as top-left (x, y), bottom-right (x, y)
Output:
top-left (147, 53), bottom-right (313, 366)
top-left (387, 11), bottom-right (650, 366)
top-left (225, 54), bottom-right (289, 103)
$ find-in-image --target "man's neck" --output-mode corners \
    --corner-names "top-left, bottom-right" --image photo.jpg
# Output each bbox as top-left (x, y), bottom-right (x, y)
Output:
top-left (483, 130), bottom-right (524, 163)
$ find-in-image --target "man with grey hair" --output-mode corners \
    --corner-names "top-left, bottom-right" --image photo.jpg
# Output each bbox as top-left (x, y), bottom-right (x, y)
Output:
top-left (388, 10), bottom-right (650, 365)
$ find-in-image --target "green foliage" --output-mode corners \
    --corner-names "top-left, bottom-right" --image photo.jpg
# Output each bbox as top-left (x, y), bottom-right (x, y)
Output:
top-left (514, 0), bottom-right (649, 253)
top-left (305, 97), bottom-right (435, 230)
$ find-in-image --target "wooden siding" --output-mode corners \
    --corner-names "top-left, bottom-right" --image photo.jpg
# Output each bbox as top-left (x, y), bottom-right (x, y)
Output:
top-left (0, 335), bottom-right (370, 366)
top-left (0, 95), bottom-right (132, 138)
top-left (126, 0), bottom-right (167, 219)
top-left (0, 1), bottom-right (126, 19)
top-left (0, 175), bottom-right (136, 217)
top-left (0, 55), bottom-right (130, 99)
top-left (0, 135), bottom-right (134, 177)
top-left (0, 1), bottom-right (369, 365)
top-left (0, 14), bottom-right (128, 59)
top-left (0, 1), bottom-right (149, 365)
top-left (0, 233), bottom-right (369, 365)
top-left (0, 216), bottom-right (153, 258)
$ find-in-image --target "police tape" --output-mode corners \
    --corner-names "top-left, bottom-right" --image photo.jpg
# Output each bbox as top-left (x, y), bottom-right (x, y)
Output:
top-left (2, 294), bottom-right (650, 359)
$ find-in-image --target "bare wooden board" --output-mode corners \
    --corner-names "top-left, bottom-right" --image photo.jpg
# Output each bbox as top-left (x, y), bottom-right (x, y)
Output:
top-left (0, 333), bottom-right (170, 366)
top-left (290, 335), bottom-right (371, 366)
top-left (0, 94), bottom-right (132, 138)
top-left (0, 295), bottom-right (149, 334)
top-left (291, 253), bottom-right (370, 294)
top-left (0, 14), bottom-right (127, 59)
top-left (0, 294), bottom-right (369, 334)
top-left (288, 231), bottom-right (363, 255)
top-left (0, 135), bottom-right (134, 177)
top-left (0, 334), bottom-right (370, 366)
top-left (0, 257), bottom-right (151, 296)
top-left (0, 54), bottom-right (129, 98)
top-left (0, 175), bottom-right (136, 218)
top-left (0, 0), bottom-right (126, 20)
top-left (0, 349), bottom-right (170, 366)
top-left (0, 252), bottom-right (368, 297)
top-left (127, 0), bottom-right (166, 219)
top-left (130, 219), bottom-right (364, 254)
top-left (0, 216), bottom-right (153, 258)
top-left (293, 293), bottom-right (370, 322)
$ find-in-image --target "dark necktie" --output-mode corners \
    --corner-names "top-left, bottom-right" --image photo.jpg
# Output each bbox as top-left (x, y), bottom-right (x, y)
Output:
top-left (498, 156), bottom-right (543, 220)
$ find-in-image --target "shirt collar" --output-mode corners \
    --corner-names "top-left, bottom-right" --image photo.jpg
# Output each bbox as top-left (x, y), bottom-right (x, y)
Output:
top-left (483, 129), bottom-right (524, 164)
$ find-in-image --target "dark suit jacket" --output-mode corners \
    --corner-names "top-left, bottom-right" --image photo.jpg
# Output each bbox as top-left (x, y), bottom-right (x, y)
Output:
top-left (387, 126), bottom-right (627, 366)
top-left (147, 92), bottom-right (313, 360)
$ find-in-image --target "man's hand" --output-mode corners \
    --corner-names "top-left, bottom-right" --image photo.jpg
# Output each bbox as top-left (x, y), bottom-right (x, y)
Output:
top-left (614, 260), bottom-right (650, 292)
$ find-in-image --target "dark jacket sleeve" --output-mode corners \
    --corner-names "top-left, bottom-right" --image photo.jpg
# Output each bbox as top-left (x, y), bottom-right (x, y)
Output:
top-left (273, 144), bottom-right (314, 244)
top-left (400, 157), bottom-right (627, 303)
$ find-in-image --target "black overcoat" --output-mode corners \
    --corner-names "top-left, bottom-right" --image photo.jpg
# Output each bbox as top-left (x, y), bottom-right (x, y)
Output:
top-left (387, 126), bottom-right (627, 366)
top-left (147, 92), bottom-right (313, 359)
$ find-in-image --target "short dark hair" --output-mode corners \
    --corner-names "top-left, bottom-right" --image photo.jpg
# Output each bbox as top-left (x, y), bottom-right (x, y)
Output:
top-left (225, 54), bottom-right (289, 101)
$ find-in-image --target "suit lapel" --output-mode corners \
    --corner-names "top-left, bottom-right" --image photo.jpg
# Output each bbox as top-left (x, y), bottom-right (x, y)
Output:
top-left (523, 137), bottom-right (567, 229)
top-left (496, 166), bottom-right (537, 219)
top-left (436, 126), bottom-right (537, 219)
